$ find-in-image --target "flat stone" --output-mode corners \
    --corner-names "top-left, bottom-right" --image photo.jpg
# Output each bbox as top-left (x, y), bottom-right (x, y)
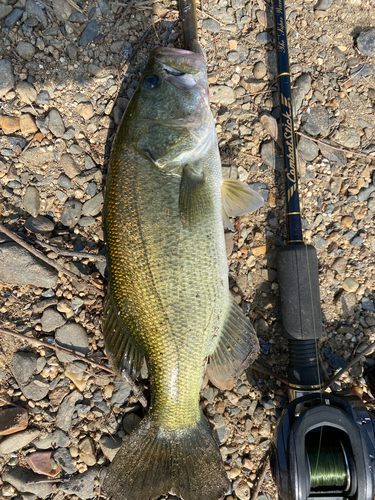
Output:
top-left (111, 379), bottom-right (132, 407)
top-left (240, 78), bottom-right (266, 93)
top-left (78, 216), bottom-right (95, 227)
top-left (291, 74), bottom-right (311, 114)
top-left (3, 466), bottom-right (54, 498)
top-left (77, 102), bottom-right (94, 120)
top-left (60, 199), bottom-right (82, 227)
top-left (58, 174), bottom-right (72, 189)
top-left (0, 242), bottom-right (57, 287)
top-left (362, 297), bottom-right (375, 312)
top-left (16, 41), bottom-right (35, 61)
top-left (41, 308), bottom-right (66, 332)
top-left (0, 428), bottom-right (40, 455)
top-left (23, 186), bottom-right (40, 217)
top-left (314, 0), bottom-right (332, 9)
top-left (319, 142), bottom-right (347, 166)
top-left (0, 406), bottom-right (28, 436)
top-left (34, 429), bottom-right (70, 449)
top-left (26, 0), bottom-right (48, 28)
top-left (351, 236), bottom-right (364, 247)
top-left (55, 323), bottom-right (89, 363)
top-left (53, 447), bottom-right (77, 474)
top-left (333, 126), bottom-right (360, 149)
top-left (20, 114), bottom-right (38, 135)
top-left (69, 12), bottom-right (86, 22)
top-left (36, 90), bottom-right (50, 105)
top-left (16, 82), bottom-right (37, 104)
top-left (334, 291), bottom-right (357, 319)
top-left (48, 108), bottom-right (65, 137)
top-left (0, 60), bottom-right (15, 98)
top-left (302, 107), bottom-right (330, 136)
top-left (0, 4), bottom-right (12, 20)
top-left (202, 18), bottom-right (220, 33)
top-left (297, 136), bottom-right (319, 161)
top-left (4, 8), bottom-right (22, 26)
top-left (26, 451), bottom-right (62, 477)
top-left (313, 234), bottom-right (327, 248)
top-left (256, 32), bottom-right (272, 44)
top-left (56, 390), bottom-right (83, 432)
top-left (32, 296), bottom-right (58, 314)
top-left (210, 85), bottom-right (236, 105)
top-left (60, 153), bottom-right (81, 178)
top-left (342, 277), bottom-right (359, 292)
top-left (82, 192), bottom-right (103, 216)
top-left (253, 61), bottom-right (267, 79)
top-left (358, 185), bottom-right (375, 202)
top-left (100, 435), bottom-right (122, 461)
top-left (260, 140), bottom-right (283, 172)
top-left (25, 215), bottom-right (55, 233)
top-left (70, 144), bottom-right (82, 154)
top-left (79, 20), bottom-right (99, 47)
top-left (52, 0), bottom-right (72, 20)
top-left (78, 436), bottom-right (96, 466)
top-left (67, 42), bottom-right (78, 60)
top-left (122, 412), bottom-right (141, 434)
top-left (58, 466), bottom-right (99, 499)
top-left (357, 29), bottom-right (375, 58)
top-left (0, 116), bottom-right (20, 134)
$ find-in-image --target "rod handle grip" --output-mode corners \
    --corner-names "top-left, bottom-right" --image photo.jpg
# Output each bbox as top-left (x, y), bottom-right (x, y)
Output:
top-left (277, 245), bottom-right (322, 341)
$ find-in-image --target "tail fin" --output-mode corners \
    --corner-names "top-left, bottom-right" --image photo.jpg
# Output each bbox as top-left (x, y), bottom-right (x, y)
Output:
top-left (103, 415), bottom-right (229, 500)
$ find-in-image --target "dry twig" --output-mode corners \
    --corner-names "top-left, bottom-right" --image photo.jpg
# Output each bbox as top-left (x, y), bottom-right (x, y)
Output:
top-left (31, 238), bottom-right (106, 261)
top-left (0, 327), bottom-right (148, 408)
top-left (251, 458), bottom-right (270, 500)
top-left (324, 339), bottom-right (375, 390)
top-left (252, 362), bottom-right (289, 385)
top-left (296, 131), bottom-right (374, 160)
top-left (0, 223), bottom-right (104, 297)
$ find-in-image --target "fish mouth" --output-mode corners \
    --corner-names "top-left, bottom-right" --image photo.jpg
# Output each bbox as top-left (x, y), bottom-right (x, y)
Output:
top-left (152, 47), bottom-right (205, 75)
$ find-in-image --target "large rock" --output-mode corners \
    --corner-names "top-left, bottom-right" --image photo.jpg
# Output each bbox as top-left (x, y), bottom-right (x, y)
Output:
top-left (58, 466), bottom-right (99, 499)
top-left (0, 428), bottom-right (40, 455)
top-left (10, 352), bottom-right (49, 401)
top-left (55, 323), bottom-right (89, 363)
top-left (0, 242), bottom-right (57, 287)
top-left (3, 466), bottom-right (54, 498)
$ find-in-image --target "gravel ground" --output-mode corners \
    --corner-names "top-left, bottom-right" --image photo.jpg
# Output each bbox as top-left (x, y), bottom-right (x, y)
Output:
top-left (0, 0), bottom-right (374, 499)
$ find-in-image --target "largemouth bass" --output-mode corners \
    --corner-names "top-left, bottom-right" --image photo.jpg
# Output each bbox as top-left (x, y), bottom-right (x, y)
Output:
top-left (102, 46), bottom-right (263, 500)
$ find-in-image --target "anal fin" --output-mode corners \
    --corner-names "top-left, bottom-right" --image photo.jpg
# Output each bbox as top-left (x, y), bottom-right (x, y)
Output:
top-left (103, 292), bottom-right (143, 378)
top-left (206, 297), bottom-right (259, 390)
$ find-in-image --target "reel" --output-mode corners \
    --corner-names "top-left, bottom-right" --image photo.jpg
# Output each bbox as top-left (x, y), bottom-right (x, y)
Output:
top-left (270, 393), bottom-right (375, 500)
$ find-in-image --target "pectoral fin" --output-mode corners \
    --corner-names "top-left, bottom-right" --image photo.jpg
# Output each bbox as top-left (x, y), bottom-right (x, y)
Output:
top-left (221, 179), bottom-right (264, 230)
top-left (206, 297), bottom-right (259, 390)
top-left (179, 165), bottom-right (212, 225)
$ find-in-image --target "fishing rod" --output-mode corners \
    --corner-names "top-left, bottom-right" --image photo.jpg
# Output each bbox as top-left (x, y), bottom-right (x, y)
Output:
top-left (270, 0), bottom-right (375, 499)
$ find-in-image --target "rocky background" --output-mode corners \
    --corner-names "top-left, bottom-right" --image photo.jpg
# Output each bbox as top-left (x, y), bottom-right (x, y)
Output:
top-left (0, 0), bottom-right (374, 499)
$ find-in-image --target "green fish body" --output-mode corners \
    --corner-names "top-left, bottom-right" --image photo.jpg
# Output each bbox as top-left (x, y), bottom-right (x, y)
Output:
top-left (102, 47), bottom-right (263, 500)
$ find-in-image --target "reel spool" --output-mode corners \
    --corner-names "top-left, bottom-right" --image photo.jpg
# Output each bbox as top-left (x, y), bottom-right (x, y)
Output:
top-left (270, 393), bottom-right (375, 500)
top-left (305, 430), bottom-right (352, 493)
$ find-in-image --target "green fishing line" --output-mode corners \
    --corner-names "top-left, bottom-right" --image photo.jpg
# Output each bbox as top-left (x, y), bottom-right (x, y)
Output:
top-left (306, 438), bottom-right (349, 490)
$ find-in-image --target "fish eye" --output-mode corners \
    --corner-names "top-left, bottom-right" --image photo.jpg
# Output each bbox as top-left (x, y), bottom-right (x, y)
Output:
top-left (143, 75), bottom-right (160, 90)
